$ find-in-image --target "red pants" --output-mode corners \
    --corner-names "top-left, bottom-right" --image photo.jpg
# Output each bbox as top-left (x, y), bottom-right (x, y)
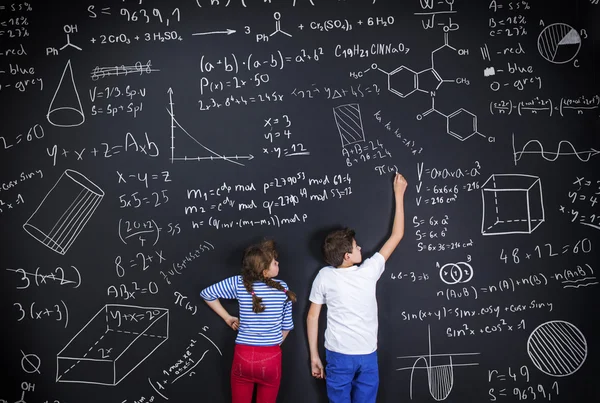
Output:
top-left (231, 344), bottom-right (282, 403)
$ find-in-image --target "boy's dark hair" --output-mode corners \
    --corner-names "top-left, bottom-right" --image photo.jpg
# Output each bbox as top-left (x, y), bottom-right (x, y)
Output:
top-left (322, 228), bottom-right (355, 267)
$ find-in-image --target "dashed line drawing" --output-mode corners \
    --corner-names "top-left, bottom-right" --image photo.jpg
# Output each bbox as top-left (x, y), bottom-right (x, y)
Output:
top-left (481, 174), bottom-right (545, 236)
top-left (512, 133), bottom-right (599, 165)
top-left (23, 169), bottom-right (104, 255)
top-left (167, 88), bottom-right (254, 166)
top-left (439, 261), bottom-right (473, 285)
top-left (527, 320), bottom-right (587, 377)
top-left (372, 32), bottom-right (493, 143)
top-left (47, 60), bottom-right (85, 128)
top-left (56, 304), bottom-right (169, 386)
top-left (397, 325), bottom-right (480, 400)
top-left (537, 23), bottom-right (581, 64)
top-left (333, 103), bottom-right (366, 148)
top-left (270, 12), bottom-right (292, 38)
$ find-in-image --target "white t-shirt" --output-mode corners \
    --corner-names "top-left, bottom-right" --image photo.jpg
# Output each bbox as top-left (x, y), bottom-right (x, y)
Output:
top-left (309, 252), bottom-right (385, 355)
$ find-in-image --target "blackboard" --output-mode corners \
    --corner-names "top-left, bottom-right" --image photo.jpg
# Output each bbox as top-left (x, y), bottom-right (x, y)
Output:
top-left (1, 0), bottom-right (599, 402)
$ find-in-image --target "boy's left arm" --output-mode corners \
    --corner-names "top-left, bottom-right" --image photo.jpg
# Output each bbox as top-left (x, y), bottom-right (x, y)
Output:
top-left (307, 302), bottom-right (325, 379)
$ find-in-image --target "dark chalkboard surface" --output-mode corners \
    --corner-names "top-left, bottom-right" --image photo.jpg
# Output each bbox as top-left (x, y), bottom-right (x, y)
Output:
top-left (1, 0), bottom-right (599, 402)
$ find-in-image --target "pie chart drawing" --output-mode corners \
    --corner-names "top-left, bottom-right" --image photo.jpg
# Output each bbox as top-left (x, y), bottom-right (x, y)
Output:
top-left (537, 23), bottom-right (581, 64)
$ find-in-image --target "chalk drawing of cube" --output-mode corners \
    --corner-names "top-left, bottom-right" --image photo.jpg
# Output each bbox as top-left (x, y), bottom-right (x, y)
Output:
top-left (481, 174), bottom-right (545, 236)
top-left (56, 304), bottom-right (169, 386)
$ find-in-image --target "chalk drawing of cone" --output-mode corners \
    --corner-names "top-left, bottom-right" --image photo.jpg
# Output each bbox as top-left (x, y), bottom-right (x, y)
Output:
top-left (46, 60), bottom-right (85, 127)
top-left (23, 169), bottom-right (104, 255)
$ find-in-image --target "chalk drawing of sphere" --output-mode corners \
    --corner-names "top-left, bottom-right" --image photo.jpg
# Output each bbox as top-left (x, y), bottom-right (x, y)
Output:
top-left (439, 262), bottom-right (473, 285)
top-left (527, 320), bottom-right (587, 377)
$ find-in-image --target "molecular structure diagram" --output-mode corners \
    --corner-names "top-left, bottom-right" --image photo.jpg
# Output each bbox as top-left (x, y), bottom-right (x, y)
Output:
top-left (373, 32), bottom-right (493, 143)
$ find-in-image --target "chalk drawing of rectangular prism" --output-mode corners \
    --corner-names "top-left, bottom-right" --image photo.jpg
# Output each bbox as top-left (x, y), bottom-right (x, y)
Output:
top-left (481, 174), bottom-right (545, 236)
top-left (56, 304), bottom-right (169, 386)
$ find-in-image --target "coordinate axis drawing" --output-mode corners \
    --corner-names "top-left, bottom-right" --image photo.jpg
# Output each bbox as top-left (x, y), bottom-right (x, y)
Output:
top-left (167, 88), bottom-right (254, 166)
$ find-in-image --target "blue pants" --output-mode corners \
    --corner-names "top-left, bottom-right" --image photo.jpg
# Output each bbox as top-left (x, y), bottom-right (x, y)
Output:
top-left (325, 349), bottom-right (379, 403)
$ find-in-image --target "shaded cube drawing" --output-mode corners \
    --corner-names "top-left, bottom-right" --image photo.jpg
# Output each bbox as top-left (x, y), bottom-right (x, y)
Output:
top-left (481, 174), bottom-right (545, 235)
top-left (56, 304), bottom-right (169, 386)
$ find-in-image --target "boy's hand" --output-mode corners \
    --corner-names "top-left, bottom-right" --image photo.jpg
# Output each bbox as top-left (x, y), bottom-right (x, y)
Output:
top-left (394, 173), bottom-right (408, 194)
top-left (225, 315), bottom-right (240, 331)
top-left (311, 357), bottom-right (325, 379)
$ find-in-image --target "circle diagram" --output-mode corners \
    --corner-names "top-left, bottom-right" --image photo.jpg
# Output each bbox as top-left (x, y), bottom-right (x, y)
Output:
top-left (537, 23), bottom-right (581, 64)
top-left (527, 320), bottom-right (587, 377)
top-left (439, 262), bottom-right (473, 285)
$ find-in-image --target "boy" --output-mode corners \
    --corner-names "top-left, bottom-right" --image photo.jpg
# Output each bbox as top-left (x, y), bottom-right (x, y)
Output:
top-left (306, 172), bottom-right (407, 403)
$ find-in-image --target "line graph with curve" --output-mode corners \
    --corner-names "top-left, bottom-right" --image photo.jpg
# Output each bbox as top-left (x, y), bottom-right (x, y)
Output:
top-left (166, 88), bottom-right (254, 166)
top-left (512, 133), bottom-right (599, 165)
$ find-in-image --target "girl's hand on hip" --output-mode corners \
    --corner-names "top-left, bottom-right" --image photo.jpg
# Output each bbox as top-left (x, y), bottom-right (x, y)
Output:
top-left (225, 315), bottom-right (240, 331)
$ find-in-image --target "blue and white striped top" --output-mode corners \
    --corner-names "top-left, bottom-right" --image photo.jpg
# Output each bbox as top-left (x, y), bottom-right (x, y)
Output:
top-left (200, 275), bottom-right (294, 346)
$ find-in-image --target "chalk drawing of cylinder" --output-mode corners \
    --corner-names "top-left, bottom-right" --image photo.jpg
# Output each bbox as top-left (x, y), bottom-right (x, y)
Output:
top-left (23, 170), bottom-right (104, 255)
top-left (333, 103), bottom-right (366, 148)
top-left (47, 60), bottom-right (85, 127)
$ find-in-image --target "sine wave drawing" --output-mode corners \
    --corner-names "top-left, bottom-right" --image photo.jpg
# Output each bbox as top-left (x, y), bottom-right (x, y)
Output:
top-left (512, 134), bottom-right (599, 165)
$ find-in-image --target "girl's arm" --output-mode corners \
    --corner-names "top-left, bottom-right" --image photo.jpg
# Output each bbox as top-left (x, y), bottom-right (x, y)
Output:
top-left (281, 299), bottom-right (294, 344)
top-left (205, 299), bottom-right (239, 330)
top-left (200, 276), bottom-right (239, 330)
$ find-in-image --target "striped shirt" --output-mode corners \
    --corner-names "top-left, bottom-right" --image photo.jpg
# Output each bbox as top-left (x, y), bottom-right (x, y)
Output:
top-left (200, 275), bottom-right (294, 346)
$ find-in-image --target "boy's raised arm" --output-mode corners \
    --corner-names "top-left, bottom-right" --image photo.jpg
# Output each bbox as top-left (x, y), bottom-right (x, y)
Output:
top-left (379, 173), bottom-right (408, 261)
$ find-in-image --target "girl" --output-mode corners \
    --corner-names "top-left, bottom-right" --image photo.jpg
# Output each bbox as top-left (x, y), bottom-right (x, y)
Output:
top-left (200, 239), bottom-right (297, 403)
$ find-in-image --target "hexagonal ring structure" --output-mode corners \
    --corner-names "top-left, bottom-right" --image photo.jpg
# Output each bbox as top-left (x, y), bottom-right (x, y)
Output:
top-left (388, 66), bottom-right (417, 98)
top-left (446, 108), bottom-right (477, 141)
